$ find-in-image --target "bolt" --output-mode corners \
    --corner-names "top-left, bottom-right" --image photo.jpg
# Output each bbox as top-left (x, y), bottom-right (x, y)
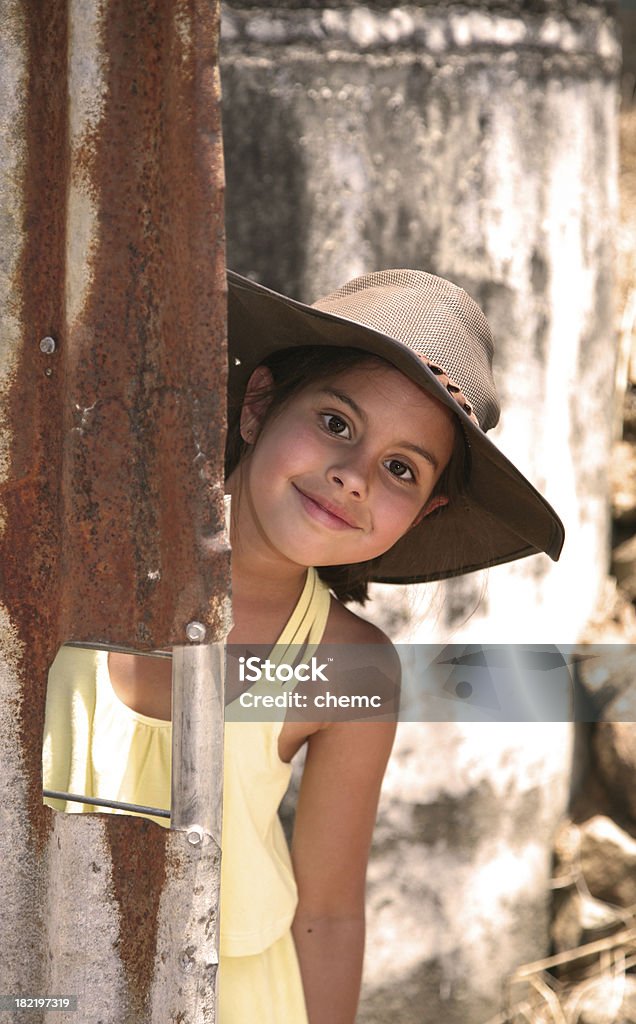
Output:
top-left (186, 620), bottom-right (206, 643)
top-left (187, 827), bottom-right (204, 846)
top-left (44, 368), bottom-right (53, 378)
top-left (39, 336), bottom-right (56, 354)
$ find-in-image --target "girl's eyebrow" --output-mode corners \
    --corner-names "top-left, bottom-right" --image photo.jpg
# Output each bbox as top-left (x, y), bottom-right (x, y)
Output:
top-left (319, 387), bottom-right (440, 471)
top-left (399, 442), bottom-right (439, 472)
top-left (320, 387), bottom-right (366, 421)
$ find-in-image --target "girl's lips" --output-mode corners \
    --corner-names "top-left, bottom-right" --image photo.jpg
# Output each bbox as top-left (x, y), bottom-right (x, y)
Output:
top-left (293, 485), bottom-right (360, 531)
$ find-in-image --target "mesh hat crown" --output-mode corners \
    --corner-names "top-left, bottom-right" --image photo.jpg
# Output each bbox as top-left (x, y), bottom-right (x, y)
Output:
top-left (313, 269), bottom-right (500, 431)
top-left (227, 269), bottom-right (564, 582)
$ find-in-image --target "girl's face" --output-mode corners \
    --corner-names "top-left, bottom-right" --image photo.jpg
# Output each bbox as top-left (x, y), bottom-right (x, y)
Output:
top-left (233, 362), bottom-right (456, 570)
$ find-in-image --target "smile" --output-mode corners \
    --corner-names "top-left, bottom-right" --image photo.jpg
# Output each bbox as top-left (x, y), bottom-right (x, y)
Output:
top-left (293, 485), bottom-right (362, 531)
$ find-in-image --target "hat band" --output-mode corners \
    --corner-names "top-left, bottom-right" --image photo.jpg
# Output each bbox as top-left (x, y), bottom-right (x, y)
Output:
top-left (422, 357), bottom-right (480, 428)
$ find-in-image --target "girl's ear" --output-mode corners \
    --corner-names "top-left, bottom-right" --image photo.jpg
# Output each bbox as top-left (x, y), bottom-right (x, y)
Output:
top-left (240, 365), bottom-right (274, 443)
top-left (411, 494), bottom-right (449, 528)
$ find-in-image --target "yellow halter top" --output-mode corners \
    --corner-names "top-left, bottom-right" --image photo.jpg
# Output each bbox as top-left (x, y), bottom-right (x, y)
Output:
top-left (43, 567), bottom-right (331, 957)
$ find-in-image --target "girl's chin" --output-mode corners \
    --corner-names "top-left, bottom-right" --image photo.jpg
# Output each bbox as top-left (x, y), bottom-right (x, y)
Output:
top-left (267, 523), bottom-right (397, 569)
top-left (283, 545), bottom-right (390, 570)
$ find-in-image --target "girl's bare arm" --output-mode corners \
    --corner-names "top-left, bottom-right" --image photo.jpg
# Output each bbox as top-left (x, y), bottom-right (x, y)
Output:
top-left (290, 696), bottom-right (397, 1024)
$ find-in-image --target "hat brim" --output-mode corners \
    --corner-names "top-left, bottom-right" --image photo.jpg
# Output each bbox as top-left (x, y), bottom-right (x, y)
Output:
top-left (227, 270), bottom-right (564, 584)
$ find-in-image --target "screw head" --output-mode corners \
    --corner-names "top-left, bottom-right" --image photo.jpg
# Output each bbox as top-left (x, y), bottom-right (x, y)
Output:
top-left (39, 336), bottom-right (56, 354)
top-left (186, 620), bottom-right (206, 643)
top-left (187, 827), bottom-right (204, 846)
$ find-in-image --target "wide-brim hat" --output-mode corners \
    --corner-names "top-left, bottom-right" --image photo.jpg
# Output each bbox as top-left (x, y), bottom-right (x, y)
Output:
top-left (227, 269), bottom-right (564, 584)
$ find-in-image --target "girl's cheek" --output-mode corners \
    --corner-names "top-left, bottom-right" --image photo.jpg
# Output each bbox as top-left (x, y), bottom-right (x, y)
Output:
top-left (380, 474), bottom-right (428, 511)
top-left (376, 489), bottom-right (419, 531)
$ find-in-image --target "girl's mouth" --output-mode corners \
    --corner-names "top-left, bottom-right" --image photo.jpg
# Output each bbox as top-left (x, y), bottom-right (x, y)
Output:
top-left (293, 485), bottom-right (361, 531)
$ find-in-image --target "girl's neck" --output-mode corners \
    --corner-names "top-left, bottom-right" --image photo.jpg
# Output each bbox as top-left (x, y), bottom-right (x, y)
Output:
top-left (228, 543), bottom-right (310, 646)
top-left (225, 466), bottom-right (314, 644)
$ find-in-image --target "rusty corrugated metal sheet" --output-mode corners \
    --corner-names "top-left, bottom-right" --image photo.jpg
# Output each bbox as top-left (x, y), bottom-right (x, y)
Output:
top-left (0, 1), bottom-right (228, 1020)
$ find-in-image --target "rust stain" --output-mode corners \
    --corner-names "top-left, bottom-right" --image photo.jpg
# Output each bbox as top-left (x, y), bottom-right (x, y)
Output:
top-left (106, 815), bottom-right (168, 1018)
top-left (57, 0), bottom-right (229, 653)
top-left (0, 1), bottom-right (69, 842)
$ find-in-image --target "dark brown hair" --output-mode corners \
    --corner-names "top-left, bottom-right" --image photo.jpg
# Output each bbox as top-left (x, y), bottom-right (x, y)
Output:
top-left (225, 346), bottom-right (470, 604)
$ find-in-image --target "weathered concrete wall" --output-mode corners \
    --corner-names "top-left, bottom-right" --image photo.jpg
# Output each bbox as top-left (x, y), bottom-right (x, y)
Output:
top-left (223, 4), bottom-right (619, 1022)
top-left (367, 722), bottom-right (573, 1024)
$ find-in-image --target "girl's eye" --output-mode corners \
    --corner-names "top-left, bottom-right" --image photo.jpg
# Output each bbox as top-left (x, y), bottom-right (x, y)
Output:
top-left (321, 413), bottom-right (351, 438)
top-left (385, 458), bottom-right (415, 482)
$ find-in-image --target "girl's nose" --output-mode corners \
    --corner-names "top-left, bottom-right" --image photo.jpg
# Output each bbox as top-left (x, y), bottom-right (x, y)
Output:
top-left (329, 461), bottom-right (368, 500)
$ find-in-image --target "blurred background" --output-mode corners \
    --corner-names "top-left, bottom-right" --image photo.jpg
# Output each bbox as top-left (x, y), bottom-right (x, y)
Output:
top-left (221, 3), bottom-right (636, 1020)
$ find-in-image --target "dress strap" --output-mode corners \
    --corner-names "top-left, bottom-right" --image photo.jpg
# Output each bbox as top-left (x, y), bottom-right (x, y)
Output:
top-left (270, 568), bottom-right (331, 666)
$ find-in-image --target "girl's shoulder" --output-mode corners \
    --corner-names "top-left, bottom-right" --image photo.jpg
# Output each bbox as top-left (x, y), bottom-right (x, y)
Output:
top-left (324, 594), bottom-right (397, 651)
top-left (314, 595), bottom-right (401, 727)
top-left (325, 598), bottom-right (402, 702)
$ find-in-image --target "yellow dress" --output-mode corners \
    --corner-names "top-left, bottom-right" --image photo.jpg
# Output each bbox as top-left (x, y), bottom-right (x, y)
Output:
top-left (43, 568), bottom-right (331, 1024)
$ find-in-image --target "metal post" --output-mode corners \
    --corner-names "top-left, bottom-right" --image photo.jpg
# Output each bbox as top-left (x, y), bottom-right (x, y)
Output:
top-left (0, 2), bottom-right (229, 1020)
top-left (171, 642), bottom-right (225, 842)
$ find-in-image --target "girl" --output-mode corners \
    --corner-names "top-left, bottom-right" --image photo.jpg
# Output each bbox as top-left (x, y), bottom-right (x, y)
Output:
top-left (44, 268), bottom-right (564, 1023)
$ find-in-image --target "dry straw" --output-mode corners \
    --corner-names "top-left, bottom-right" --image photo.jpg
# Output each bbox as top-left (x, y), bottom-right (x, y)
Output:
top-left (480, 864), bottom-right (636, 1024)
